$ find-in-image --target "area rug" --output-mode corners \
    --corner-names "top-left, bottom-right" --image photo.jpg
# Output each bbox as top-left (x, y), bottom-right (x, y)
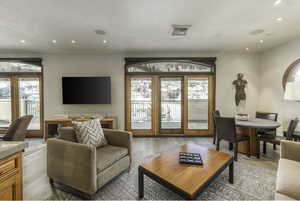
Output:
top-left (47, 144), bottom-right (277, 200)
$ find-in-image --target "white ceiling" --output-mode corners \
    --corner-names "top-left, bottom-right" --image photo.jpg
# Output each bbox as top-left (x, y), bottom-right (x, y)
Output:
top-left (1, 0), bottom-right (300, 54)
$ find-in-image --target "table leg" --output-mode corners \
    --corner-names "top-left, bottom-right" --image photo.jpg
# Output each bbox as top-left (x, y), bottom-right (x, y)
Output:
top-left (138, 166), bottom-right (144, 198)
top-left (44, 123), bottom-right (48, 141)
top-left (238, 127), bottom-right (257, 156)
top-left (229, 161), bottom-right (234, 184)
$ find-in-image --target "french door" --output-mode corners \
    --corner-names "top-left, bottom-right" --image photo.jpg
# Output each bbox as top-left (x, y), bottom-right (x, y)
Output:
top-left (126, 75), bottom-right (214, 136)
top-left (0, 75), bottom-right (43, 136)
top-left (159, 77), bottom-right (184, 134)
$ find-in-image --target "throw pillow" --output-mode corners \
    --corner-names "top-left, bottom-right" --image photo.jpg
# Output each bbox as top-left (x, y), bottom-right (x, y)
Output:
top-left (72, 119), bottom-right (107, 147)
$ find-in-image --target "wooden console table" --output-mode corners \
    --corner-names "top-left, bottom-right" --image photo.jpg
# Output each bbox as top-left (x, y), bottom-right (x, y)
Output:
top-left (44, 118), bottom-right (117, 141)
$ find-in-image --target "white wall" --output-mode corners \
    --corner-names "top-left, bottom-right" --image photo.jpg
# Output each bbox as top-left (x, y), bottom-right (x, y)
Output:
top-left (215, 53), bottom-right (260, 117)
top-left (40, 52), bottom-right (260, 129)
top-left (43, 54), bottom-right (125, 129)
top-left (0, 52), bottom-right (261, 130)
top-left (258, 38), bottom-right (300, 133)
top-left (2, 42), bottom-right (299, 134)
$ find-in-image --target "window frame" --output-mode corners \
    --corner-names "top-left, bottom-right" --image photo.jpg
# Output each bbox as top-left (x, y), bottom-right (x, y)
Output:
top-left (0, 58), bottom-right (44, 137)
top-left (124, 57), bottom-right (216, 137)
top-left (282, 58), bottom-right (300, 89)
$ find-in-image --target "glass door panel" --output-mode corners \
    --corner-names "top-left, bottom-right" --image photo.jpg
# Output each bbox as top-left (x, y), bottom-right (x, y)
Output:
top-left (0, 78), bottom-right (12, 128)
top-left (18, 77), bottom-right (41, 130)
top-left (130, 78), bottom-right (152, 130)
top-left (160, 77), bottom-right (182, 130)
top-left (187, 77), bottom-right (209, 130)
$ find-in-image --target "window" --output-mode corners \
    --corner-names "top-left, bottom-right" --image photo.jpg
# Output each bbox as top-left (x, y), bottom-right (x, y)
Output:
top-left (0, 62), bottom-right (41, 73)
top-left (125, 58), bottom-right (216, 136)
top-left (0, 58), bottom-right (43, 137)
top-left (127, 61), bottom-right (212, 73)
top-left (283, 58), bottom-right (300, 88)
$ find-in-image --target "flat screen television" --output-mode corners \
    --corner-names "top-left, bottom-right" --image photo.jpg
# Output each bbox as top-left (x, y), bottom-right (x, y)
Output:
top-left (62, 76), bottom-right (111, 104)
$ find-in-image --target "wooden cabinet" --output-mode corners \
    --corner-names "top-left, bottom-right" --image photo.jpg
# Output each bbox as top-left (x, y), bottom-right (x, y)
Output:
top-left (0, 153), bottom-right (22, 200)
top-left (44, 118), bottom-right (117, 141)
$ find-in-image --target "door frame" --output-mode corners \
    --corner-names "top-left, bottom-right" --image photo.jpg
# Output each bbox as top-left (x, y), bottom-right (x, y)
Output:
top-left (158, 76), bottom-right (184, 135)
top-left (124, 57), bottom-right (216, 137)
top-left (125, 74), bottom-right (215, 137)
top-left (0, 74), bottom-right (44, 137)
top-left (183, 74), bottom-right (215, 136)
top-left (125, 75), bottom-right (156, 136)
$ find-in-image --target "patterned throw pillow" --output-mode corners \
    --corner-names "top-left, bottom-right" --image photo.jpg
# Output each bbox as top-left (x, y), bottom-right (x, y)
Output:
top-left (72, 119), bottom-right (107, 148)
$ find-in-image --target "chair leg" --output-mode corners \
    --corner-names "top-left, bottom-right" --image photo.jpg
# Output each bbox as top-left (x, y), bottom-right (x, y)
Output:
top-left (234, 142), bottom-right (238, 161)
top-left (273, 144), bottom-right (277, 150)
top-left (49, 178), bottom-right (54, 186)
top-left (247, 140), bottom-right (251, 158)
top-left (216, 139), bottom-right (220, 151)
top-left (229, 142), bottom-right (233, 151)
top-left (213, 133), bottom-right (216, 144)
top-left (256, 140), bottom-right (260, 159)
top-left (263, 142), bottom-right (267, 154)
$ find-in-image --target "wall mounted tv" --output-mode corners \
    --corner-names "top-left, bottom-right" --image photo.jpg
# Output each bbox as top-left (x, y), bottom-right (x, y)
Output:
top-left (62, 76), bottom-right (111, 104)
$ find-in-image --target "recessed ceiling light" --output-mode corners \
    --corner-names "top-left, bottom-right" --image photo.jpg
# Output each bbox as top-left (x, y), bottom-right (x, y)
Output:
top-left (276, 17), bottom-right (283, 21)
top-left (71, 40), bottom-right (76, 44)
top-left (20, 40), bottom-right (26, 44)
top-left (260, 39), bottom-right (264, 43)
top-left (52, 40), bottom-right (57, 44)
top-left (103, 39), bottom-right (107, 44)
top-left (274, 0), bottom-right (282, 6)
top-left (246, 48), bottom-right (250, 51)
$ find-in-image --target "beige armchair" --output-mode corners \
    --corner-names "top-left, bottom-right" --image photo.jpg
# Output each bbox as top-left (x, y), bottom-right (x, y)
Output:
top-left (47, 127), bottom-right (132, 199)
top-left (275, 140), bottom-right (300, 200)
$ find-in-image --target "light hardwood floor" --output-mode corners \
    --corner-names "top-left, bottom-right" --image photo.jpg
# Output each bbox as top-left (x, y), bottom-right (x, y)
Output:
top-left (23, 137), bottom-right (279, 200)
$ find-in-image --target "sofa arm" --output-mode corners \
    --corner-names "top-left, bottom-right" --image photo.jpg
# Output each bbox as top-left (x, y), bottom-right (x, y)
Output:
top-left (280, 140), bottom-right (300, 162)
top-left (103, 129), bottom-right (132, 162)
top-left (47, 138), bottom-right (97, 195)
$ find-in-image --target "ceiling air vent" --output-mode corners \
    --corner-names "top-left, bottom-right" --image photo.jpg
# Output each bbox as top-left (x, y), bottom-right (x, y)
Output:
top-left (94, 29), bottom-right (106, 35)
top-left (171, 24), bottom-right (192, 36)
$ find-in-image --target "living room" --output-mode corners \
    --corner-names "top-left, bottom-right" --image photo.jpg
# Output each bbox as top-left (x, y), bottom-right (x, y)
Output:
top-left (0, 0), bottom-right (300, 200)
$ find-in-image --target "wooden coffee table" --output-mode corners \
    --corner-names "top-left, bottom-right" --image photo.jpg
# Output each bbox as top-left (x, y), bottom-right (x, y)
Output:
top-left (138, 144), bottom-right (234, 200)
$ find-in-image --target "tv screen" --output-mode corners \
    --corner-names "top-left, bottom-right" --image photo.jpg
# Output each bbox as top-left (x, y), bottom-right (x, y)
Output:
top-left (62, 77), bottom-right (111, 104)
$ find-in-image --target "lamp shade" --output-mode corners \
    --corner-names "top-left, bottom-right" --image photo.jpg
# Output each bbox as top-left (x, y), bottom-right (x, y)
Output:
top-left (284, 82), bottom-right (300, 101)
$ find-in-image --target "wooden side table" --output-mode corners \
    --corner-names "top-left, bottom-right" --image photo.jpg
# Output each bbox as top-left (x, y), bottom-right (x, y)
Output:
top-left (44, 118), bottom-right (117, 141)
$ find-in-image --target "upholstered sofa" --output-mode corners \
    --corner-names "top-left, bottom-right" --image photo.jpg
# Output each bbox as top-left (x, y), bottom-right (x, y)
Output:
top-left (275, 140), bottom-right (300, 200)
top-left (47, 127), bottom-right (132, 198)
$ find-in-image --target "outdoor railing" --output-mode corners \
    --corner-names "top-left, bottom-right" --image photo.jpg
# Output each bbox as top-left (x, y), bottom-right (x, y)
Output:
top-left (131, 100), bottom-right (181, 122)
top-left (131, 99), bottom-right (208, 122)
top-left (0, 99), bottom-right (39, 118)
top-left (24, 100), bottom-right (39, 116)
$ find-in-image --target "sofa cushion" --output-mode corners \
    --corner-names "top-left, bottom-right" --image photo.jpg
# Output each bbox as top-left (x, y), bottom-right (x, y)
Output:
top-left (73, 119), bottom-right (107, 148)
top-left (97, 145), bottom-right (128, 173)
top-left (275, 192), bottom-right (294, 200)
top-left (276, 158), bottom-right (300, 200)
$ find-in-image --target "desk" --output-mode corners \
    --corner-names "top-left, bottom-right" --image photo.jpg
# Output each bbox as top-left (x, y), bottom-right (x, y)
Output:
top-left (236, 118), bottom-right (281, 156)
top-left (44, 118), bottom-right (117, 141)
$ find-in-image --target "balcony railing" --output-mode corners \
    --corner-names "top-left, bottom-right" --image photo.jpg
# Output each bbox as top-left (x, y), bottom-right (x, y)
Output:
top-left (23, 100), bottom-right (40, 116)
top-left (131, 100), bottom-right (208, 122)
top-left (0, 99), bottom-right (39, 124)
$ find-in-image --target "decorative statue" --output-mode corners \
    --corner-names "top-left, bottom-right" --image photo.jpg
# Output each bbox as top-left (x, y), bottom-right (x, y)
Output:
top-left (233, 73), bottom-right (248, 106)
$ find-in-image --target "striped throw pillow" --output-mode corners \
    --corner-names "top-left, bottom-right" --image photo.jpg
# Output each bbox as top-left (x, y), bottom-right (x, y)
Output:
top-left (72, 119), bottom-right (107, 148)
